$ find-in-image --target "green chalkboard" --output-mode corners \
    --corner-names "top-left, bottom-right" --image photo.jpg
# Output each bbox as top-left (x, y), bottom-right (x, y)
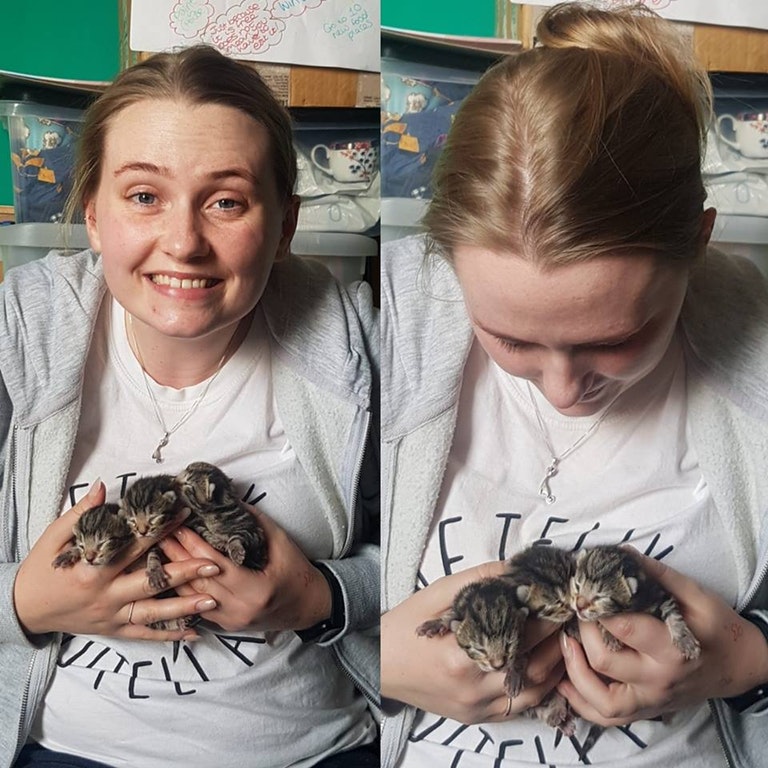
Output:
top-left (382, 0), bottom-right (496, 38)
top-left (0, 2), bottom-right (120, 209)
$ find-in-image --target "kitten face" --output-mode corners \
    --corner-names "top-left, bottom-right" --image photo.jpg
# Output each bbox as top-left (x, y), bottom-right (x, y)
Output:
top-left (454, 581), bottom-right (526, 671)
top-left (570, 547), bottom-right (638, 620)
top-left (72, 504), bottom-right (134, 565)
top-left (121, 475), bottom-right (179, 538)
top-left (176, 461), bottom-right (236, 510)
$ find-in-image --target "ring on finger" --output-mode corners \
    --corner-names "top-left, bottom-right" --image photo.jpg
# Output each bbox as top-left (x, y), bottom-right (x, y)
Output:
top-left (503, 696), bottom-right (512, 717)
top-left (127, 601), bottom-right (137, 626)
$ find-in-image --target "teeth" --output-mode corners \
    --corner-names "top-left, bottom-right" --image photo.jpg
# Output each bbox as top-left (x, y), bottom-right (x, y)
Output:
top-left (151, 275), bottom-right (215, 289)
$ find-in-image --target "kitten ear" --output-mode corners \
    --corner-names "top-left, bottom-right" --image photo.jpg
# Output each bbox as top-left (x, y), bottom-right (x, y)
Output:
top-left (162, 490), bottom-right (177, 504)
top-left (516, 584), bottom-right (530, 603)
top-left (205, 480), bottom-right (215, 501)
top-left (625, 576), bottom-right (639, 595)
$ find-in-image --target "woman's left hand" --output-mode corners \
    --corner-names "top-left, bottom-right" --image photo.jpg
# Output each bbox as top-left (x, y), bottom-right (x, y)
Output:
top-left (158, 506), bottom-right (332, 633)
top-left (558, 550), bottom-right (768, 725)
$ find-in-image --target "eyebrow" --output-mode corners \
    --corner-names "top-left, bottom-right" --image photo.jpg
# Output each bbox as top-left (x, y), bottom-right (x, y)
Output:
top-left (113, 162), bottom-right (261, 186)
top-left (475, 319), bottom-right (645, 348)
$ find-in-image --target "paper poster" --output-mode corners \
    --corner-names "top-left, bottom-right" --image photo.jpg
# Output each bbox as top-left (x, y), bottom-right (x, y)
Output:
top-left (130, 0), bottom-right (380, 72)
top-left (529, 0), bottom-right (768, 31)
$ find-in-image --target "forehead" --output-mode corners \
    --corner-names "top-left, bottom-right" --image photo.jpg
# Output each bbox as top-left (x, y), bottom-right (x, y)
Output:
top-left (452, 245), bottom-right (682, 344)
top-left (101, 98), bottom-right (271, 175)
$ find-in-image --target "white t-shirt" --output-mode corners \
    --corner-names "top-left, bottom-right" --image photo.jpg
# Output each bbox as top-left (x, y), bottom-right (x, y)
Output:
top-left (398, 337), bottom-right (743, 767)
top-left (33, 298), bottom-right (375, 768)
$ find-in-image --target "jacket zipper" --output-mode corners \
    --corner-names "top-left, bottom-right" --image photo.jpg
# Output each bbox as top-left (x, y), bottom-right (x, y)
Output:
top-left (340, 407), bottom-right (371, 558)
top-left (708, 700), bottom-right (735, 768)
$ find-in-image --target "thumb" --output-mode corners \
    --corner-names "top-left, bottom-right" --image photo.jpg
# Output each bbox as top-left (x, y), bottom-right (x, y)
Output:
top-left (68, 478), bottom-right (107, 519)
top-left (39, 478), bottom-right (106, 551)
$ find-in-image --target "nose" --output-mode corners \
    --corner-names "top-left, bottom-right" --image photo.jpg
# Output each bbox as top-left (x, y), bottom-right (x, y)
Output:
top-left (161, 204), bottom-right (207, 261)
top-left (539, 353), bottom-right (589, 411)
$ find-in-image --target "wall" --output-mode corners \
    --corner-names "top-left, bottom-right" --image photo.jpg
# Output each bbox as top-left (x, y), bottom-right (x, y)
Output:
top-left (0, 2), bottom-right (120, 209)
top-left (381, 0), bottom-right (496, 37)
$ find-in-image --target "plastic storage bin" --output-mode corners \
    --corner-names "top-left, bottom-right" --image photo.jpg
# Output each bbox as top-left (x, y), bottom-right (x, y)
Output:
top-left (0, 223), bottom-right (90, 278)
top-left (0, 101), bottom-right (85, 223)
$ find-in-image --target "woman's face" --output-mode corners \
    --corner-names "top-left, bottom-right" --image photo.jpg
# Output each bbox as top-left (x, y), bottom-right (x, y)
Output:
top-left (452, 246), bottom-right (690, 417)
top-left (85, 98), bottom-right (297, 341)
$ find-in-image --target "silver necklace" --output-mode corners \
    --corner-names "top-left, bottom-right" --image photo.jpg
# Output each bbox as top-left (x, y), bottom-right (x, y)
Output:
top-left (127, 314), bottom-right (237, 463)
top-left (526, 382), bottom-right (620, 505)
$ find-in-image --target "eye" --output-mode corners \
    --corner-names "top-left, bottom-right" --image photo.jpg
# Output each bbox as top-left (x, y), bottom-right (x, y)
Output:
top-left (132, 191), bottom-right (156, 205)
top-left (496, 337), bottom-right (530, 352)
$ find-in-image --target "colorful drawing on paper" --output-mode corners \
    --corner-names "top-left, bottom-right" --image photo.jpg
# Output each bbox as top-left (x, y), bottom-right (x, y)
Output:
top-left (131, 0), bottom-right (379, 71)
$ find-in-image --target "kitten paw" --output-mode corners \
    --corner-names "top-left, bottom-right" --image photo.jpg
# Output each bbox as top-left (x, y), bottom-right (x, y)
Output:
top-left (227, 540), bottom-right (246, 566)
top-left (673, 630), bottom-right (702, 660)
top-left (503, 667), bottom-right (525, 698)
top-left (52, 549), bottom-right (81, 568)
top-left (416, 619), bottom-right (450, 637)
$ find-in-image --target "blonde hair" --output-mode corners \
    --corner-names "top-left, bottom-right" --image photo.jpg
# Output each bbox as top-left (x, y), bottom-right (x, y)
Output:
top-left (65, 45), bottom-right (296, 223)
top-left (423, 2), bottom-right (712, 266)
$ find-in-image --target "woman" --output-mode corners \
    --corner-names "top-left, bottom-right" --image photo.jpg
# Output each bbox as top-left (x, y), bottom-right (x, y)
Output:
top-left (381, 3), bottom-right (768, 767)
top-left (0, 46), bottom-right (379, 768)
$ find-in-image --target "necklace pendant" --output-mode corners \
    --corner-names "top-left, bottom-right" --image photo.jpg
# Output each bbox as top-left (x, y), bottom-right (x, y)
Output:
top-left (538, 458), bottom-right (559, 505)
top-left (152, 433), bottom-right (170, 464)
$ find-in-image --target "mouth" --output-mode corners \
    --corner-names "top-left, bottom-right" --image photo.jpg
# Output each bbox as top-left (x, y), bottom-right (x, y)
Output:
top-left (149, 274), bottom-right (220, 290)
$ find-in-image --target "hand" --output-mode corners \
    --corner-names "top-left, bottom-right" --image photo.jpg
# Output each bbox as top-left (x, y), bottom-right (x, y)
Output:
top-left (382, 562), bottom-right (565, 725)
top-left (13, 480), bottom-right (220, 641)
top-left (558, 549), bottom-right (768, 725)
top-left (158, 505), bottom-right (332, 633)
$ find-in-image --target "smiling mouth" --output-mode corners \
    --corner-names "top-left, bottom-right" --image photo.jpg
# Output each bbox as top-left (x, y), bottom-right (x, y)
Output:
top-left (150, 274), bottom-right (219, 289)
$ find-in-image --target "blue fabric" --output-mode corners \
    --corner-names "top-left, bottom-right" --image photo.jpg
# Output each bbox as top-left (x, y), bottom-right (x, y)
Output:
top-left (15, 742), bottom-right (379, 768)
top-left (14, 745), bottom-right (113, 768)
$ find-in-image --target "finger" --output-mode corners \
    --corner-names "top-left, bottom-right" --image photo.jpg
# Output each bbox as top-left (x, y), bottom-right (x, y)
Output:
top-left (560, 632), bottom-right (638, 721)
top-left (120, 594), bottom-right (218, 640)
top-left (170, 524), bottom-right (230, 563)
top-left (522, 617), bottom-right (563, 652)
top-left (488, 661), bottom-right (565, 722)
top-left (46, 479), bottom-right (106, 545)
top-left (408, 562), bottom-right (511, 617)
top-left (622, 548), bottom-right (705, 607)
top-left (557, 677), bottom-right (631, 726)
top-left (592, 611), bottom-right (685, 665)
top-left (523, 632), bottom-right (566, 685)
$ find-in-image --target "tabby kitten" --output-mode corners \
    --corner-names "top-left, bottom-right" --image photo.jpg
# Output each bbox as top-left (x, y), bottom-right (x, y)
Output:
top-left (416, 577), bottom-right (530, 697)
top-left (570, 545), bottom-right (701, 660)
top-left (502, 545), bottom-right (576, 626)
top-left (119, 474), bottom-right (187, 591)
top-left (53, 503), bottom-right (134, 568)
top-left (174, 461), bottom-right (268, 570)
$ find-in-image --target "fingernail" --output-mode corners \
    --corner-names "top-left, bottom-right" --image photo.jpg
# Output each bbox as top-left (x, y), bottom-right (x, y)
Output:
top-left (89, 478), bottom-right (103, 496)
top-left (197, 564), bottom-right (220, 577)
top-left (196, 598), bottom-right (217, 611)
top-left (560, 632), bottom-right (571, 660)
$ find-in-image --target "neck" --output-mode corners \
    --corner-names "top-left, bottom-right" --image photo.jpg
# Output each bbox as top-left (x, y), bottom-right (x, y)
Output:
top-left (126, 311), bottom-right (252, 389)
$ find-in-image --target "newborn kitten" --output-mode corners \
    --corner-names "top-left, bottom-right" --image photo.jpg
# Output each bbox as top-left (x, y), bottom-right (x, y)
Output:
top-left (53, 503), bottom-right (134, 568)
top-left (502, 545), bottom-right (576, 626)
top-left (175, 461), bottom-right (268, 570)
top-left (416, 577), bottom-right (530, 697)
top-left (570, 545), bottom-right (701, 660)
top-left (119, 474), bottom-right (186, 591)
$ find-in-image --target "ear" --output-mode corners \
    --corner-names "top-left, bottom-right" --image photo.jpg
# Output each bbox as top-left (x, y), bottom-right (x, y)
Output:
top-left (275, 195), bottom-right (300, 262)
top-left (698, 207), bottom-right (717, 252)
top-left (84, 199), bottom-right (102, 252)
top-left (625, 576), bottom-right (639, 595)
top-left (162, 490), bottom-right (176, 504)
top-left (516, 584), bottom-right (530, 603)
top-left (205, 479), bottom-right (215, 501)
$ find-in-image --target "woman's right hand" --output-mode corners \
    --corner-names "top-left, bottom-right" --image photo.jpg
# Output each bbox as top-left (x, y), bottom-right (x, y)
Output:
top-left (13, 480), bottom-right (221, 641)
top-left (381, 562), bottom-right (566, 724)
